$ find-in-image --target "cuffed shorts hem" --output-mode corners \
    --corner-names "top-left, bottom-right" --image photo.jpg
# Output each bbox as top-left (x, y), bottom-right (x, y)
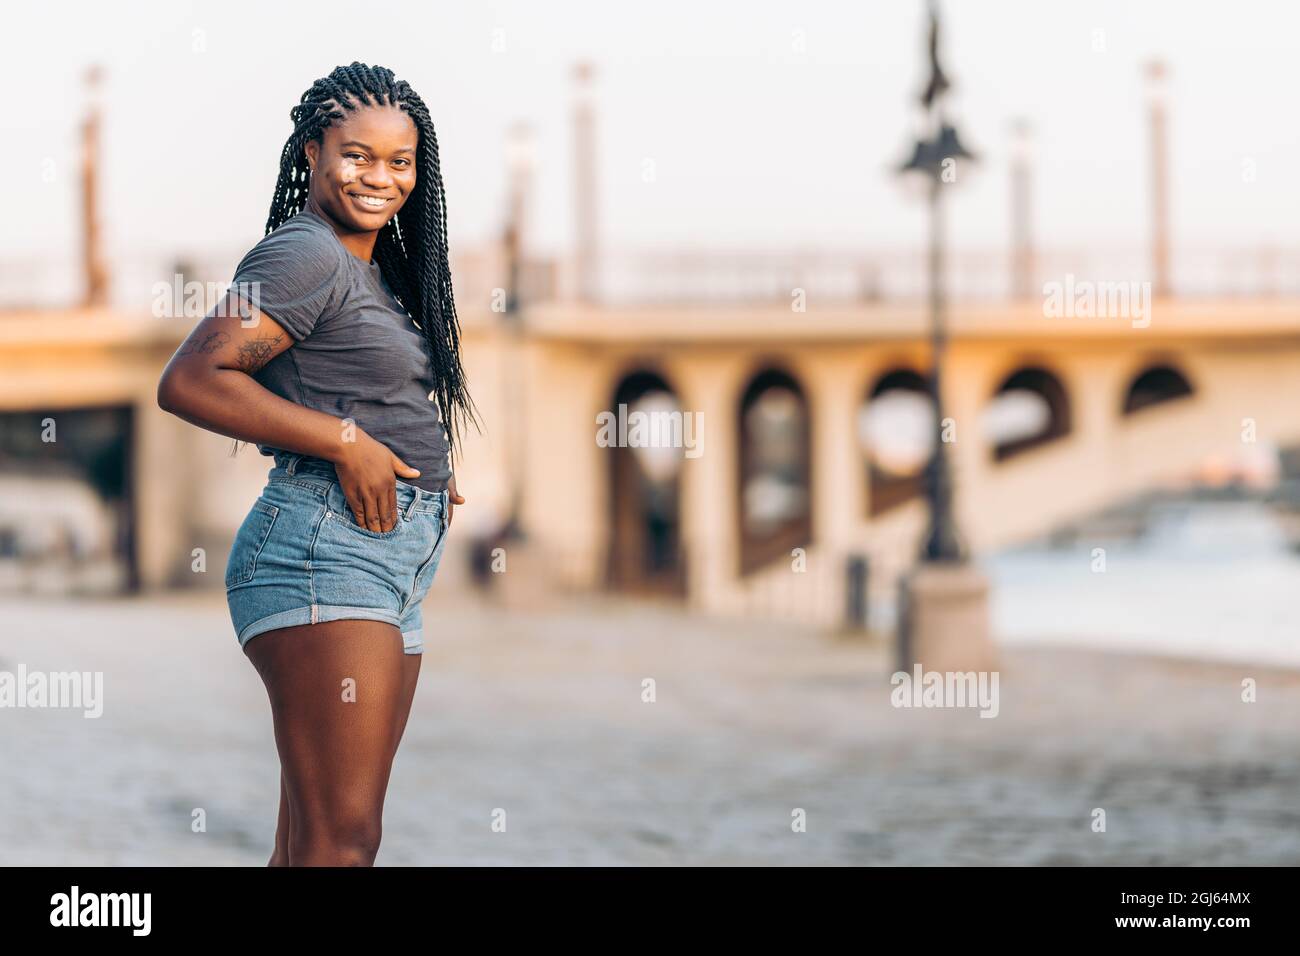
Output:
top-left (400, 628), bottom-right (425, 655)
top-left (237, 605), bottom-right (424, 655)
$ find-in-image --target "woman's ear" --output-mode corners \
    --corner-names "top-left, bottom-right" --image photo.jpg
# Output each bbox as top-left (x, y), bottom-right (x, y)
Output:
top-left (304, 139), bottom-right (318, 172)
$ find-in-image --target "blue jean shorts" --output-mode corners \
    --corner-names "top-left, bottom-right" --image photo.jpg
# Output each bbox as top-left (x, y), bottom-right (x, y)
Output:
top-left (225, 452), bottom-right (451, 654)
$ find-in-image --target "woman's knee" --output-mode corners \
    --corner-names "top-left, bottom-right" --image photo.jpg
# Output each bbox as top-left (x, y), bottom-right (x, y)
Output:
top-left (289, 813), bottom-right (383, 865)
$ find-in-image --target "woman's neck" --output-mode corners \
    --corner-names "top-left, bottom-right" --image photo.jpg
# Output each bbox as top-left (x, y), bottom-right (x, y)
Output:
top-left (303, 195), bottom-right (377, 263)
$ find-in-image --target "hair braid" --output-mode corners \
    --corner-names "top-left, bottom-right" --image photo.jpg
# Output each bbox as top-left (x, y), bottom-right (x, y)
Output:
top-left (262, 62), bottom-right (479, 460)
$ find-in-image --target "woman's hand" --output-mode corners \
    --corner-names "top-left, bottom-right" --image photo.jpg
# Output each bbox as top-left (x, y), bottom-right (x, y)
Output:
top-left (332, 431), bottom-right (421, 533)
top-left (447, 473), bottom-right (464, 527)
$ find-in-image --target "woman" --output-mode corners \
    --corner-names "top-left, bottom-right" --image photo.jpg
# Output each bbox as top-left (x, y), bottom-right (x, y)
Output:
top-left (157, 62), bottom-right (476, 866)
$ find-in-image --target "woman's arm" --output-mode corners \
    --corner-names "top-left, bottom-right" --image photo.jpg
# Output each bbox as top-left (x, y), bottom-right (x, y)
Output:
top-left (157, 290), bottom-right (419, 532)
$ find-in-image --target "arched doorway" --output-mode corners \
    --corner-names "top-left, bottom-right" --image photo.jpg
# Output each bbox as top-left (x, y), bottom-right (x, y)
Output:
top-left (859, 368), bottom-right (933, 516)
top-left (606, 370), bottom-right (686, 595)
top-left (1123, 363), bottom-right (1194, 415)
top-left (737, 368), bottom-right (812, 575)
top-left (983, 366), bottom-right (1071, 461)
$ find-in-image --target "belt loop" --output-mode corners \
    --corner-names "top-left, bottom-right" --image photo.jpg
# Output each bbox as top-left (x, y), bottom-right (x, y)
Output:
top-left (403, 487), bottom-right (421, 522)
top-left (285, 453), bottom-right (299, 477)
top-left (441, 489), bottom-right (449, 533)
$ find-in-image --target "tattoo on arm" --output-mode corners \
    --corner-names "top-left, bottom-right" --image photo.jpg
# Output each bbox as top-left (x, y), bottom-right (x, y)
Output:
top-left (233, 333), bottom-right (285, 375)
top-left (178, 331), bottom-right (230, 356)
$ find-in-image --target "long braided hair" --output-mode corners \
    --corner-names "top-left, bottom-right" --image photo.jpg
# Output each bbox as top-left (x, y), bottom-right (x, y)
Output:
top-left (264, 62), bottom-right (478, 458)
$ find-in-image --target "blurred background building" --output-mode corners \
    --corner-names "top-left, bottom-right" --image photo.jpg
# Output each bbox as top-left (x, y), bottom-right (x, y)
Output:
top-left (3, 43), bottom-right (1298, 652)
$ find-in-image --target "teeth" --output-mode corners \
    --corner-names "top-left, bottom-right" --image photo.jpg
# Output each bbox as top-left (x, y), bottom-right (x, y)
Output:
top-left (354, 195), bottom-right (389, 207)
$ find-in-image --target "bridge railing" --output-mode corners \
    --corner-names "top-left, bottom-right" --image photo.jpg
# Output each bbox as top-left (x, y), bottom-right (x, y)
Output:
top-left (4, 244), bottom-right (1300, 312)
top-left (589, 245), bottom-right (1300, 305)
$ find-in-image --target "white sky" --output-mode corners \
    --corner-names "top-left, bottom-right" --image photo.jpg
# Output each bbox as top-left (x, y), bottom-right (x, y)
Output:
top-left (3, 0), bottom-right (1297, 263)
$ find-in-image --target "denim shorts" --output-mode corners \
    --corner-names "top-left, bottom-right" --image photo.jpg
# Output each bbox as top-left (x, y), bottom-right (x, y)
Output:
top-left (225, 452), bottom-right (450, 654)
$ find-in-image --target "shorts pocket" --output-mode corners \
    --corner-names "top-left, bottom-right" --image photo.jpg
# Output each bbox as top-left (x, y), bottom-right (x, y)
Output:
top-left (326, 509), bottom-right (405, 540)
top-left (326, 483), bottom-right (405, 540)
top-left (225, 498), bottom-right (279, 588)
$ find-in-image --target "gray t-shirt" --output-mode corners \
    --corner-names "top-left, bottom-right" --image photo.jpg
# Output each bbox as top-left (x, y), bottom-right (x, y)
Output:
top-left (230, 209), bottom-right (452, 493)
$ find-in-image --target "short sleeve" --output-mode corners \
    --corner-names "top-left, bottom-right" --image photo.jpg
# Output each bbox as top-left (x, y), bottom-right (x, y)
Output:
top-left (229, 217), bottom-right (347, 341)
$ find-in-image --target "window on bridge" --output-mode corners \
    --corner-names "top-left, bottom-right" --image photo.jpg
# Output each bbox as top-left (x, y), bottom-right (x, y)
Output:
top-left (738, 368), bottom-right (812, 575)
top-left (859, 368), bottom-right (933, 516)
top-left (1122, 364), bottom-right (1194, 415)
top-left (984, 366), bottom-right (1072, 461)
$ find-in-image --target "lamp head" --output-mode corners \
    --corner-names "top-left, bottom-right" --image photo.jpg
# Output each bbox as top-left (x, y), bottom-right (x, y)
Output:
top-left (898, 124), bottom-right (977, 181)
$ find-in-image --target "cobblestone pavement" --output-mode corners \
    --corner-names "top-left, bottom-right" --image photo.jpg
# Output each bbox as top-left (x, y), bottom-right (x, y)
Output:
top-left (3, 590), bottom-right (1299, 865)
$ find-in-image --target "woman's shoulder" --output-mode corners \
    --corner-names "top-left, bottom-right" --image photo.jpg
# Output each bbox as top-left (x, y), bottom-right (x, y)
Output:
top-left (230, 212), bottom-right (351, 339)
top-left (256, 211), bottom-right (344, 257)
top-left (234, 211), bottom-right (347, 278)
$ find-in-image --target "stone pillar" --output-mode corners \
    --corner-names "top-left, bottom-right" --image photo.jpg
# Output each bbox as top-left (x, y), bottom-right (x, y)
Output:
top-left (674, 357), bottom-right (740, 614)
top-left (808, 356), bottom-right (864, 551)
top-left (898, 562), bottom-right (995, 674)
top-left (572, 63), bottom-right (600, 303)
top-left (133, 386), bottom-right (194, 589)
top-left (943, 347), bottom-right (990, 549)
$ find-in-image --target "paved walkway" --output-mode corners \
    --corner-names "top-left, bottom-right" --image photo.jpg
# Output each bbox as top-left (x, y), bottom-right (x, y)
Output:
top-left (3, 591), bottom-right (1299, 865)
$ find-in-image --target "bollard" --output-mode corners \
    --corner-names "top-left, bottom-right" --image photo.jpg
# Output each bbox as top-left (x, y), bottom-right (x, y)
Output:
top-left (844, 554), bottom-right (869, 631)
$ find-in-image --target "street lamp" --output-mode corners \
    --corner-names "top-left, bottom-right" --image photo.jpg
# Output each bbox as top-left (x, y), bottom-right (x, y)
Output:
top-left (892, 0), bottom-right (995, 675)
top-left (895, 0), bottom-right (975, 564)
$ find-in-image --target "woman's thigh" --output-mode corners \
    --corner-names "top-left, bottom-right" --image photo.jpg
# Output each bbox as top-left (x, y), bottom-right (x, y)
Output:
top-left (244, 619), bottom-right (415, 826)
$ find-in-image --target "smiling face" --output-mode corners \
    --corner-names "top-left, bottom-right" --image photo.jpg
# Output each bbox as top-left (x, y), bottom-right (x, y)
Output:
top-left (304, 104), bottom-right (418, 234)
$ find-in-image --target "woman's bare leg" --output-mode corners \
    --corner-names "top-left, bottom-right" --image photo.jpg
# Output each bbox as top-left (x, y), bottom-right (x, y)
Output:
top-left (263, 645), bottom-right (421, 866)
top-left (245, 619), bottom-right (416, 866)
top-left (268, 772), bottom-right (291, 866)
top-left (392, 652), bottom-right (422, 753)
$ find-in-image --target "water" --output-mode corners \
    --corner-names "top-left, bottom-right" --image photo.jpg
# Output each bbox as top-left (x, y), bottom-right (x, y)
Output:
top-left (989, 498), bottom-right (1300, 667)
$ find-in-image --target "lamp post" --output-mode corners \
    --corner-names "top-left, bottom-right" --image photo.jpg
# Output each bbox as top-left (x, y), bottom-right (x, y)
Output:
top-left (896, 0), bottom-right (974, 564)
top-left (892, 0), bottom-right (994, 674)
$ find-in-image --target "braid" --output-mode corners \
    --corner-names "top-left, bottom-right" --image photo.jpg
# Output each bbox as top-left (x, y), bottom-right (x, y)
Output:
top-left (262, 62), bottom-right (480, 459)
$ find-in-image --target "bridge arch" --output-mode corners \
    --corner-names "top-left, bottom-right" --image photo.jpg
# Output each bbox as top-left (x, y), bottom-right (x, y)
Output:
top-left (859, 367), bottom-right (933, 516)
top-left (985, 365), bottom-right (1072, 461)
top-left (1122, 362), bottom-right (1195, 415)
top-left (605, 367), bottom-right (686, 595)
top-left (737, 365), bottom-right (812, 575)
